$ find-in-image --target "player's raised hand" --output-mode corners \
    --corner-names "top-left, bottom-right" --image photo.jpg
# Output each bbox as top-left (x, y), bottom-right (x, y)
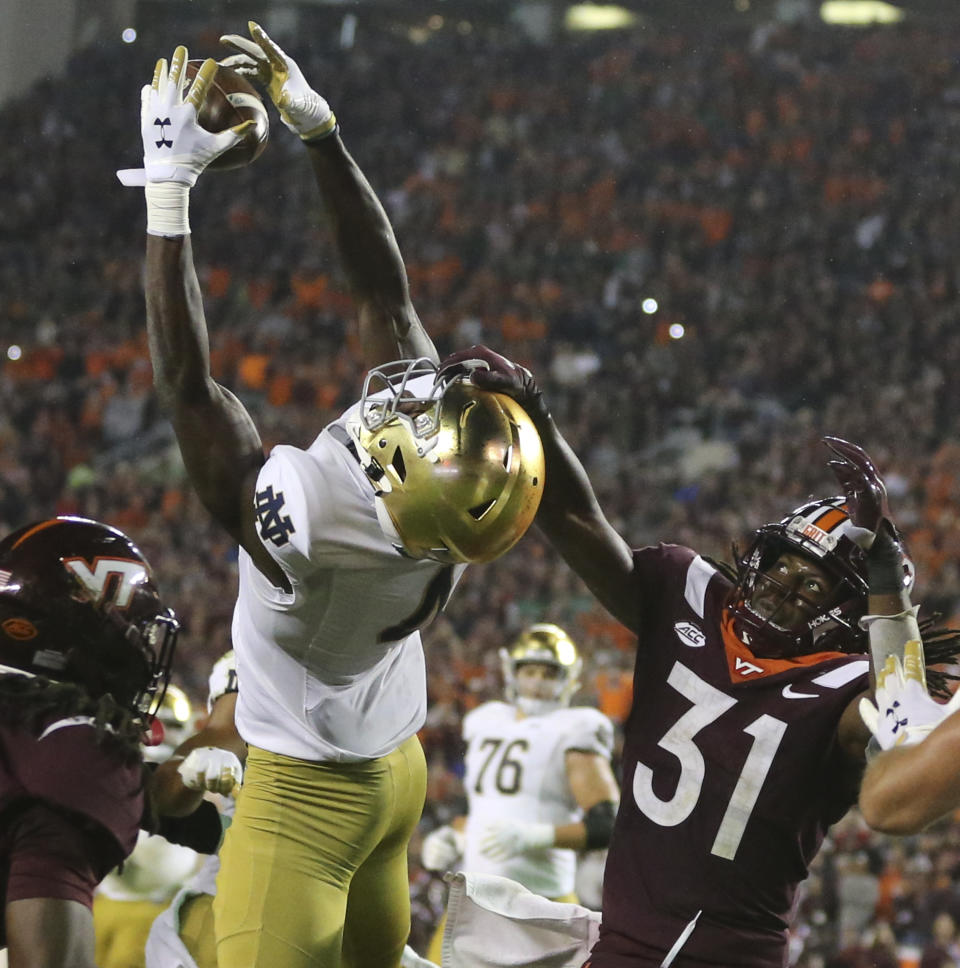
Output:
top-left (823, 437), bottom-right (894, 551)
top-left (177, 746), bottom-right (243, 795)
top-left (117, 47), bottom-right (253, 188)
top-left (439, 345), bottom-right (548, 421)
top-left (219, 22), bottom-right (337, 141)
top-left (478, 819), bottom-right (554, 860)
top-left (859, 640), bottom-right (960, 751)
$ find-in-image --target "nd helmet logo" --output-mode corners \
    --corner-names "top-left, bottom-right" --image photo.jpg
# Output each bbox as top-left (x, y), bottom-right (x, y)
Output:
top-left (63, 557), bottom-right (148, 609)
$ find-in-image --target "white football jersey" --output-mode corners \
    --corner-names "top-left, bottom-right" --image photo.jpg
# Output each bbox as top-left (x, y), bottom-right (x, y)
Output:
top-left (233, 384), bottom-right (466, 762)
top-left (462, 702), bottom-right (615, 898)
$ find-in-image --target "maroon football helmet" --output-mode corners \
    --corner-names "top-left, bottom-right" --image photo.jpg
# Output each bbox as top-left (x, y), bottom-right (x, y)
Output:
top-left (728, 497), bottom-right (872, 659)
top-left (0, 517), bottom-right (179, 716)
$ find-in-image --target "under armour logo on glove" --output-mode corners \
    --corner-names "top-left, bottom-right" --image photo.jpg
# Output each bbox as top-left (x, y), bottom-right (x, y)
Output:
top-left (255, 485), bottom-right (295, 547)
top-left (884, 699), bottom-right (908, 736)
top-left (860, 641), bottom-right (960, 751)
top-left (153, 116), bottom-right (173, 148)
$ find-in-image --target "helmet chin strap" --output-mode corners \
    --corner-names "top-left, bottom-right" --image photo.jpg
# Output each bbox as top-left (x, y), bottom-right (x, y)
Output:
top-left (374, 497), bottom-right (408, 553)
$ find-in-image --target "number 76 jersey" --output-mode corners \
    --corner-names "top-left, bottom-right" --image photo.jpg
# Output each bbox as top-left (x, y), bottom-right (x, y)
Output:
top-left (595, 544), bottom-right (869, 968)
top-left (462, 700), bottom-right (614, 899)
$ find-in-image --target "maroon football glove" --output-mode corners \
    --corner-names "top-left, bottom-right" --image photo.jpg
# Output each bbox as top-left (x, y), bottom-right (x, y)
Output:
top-left (438, 345), bottom-right (548, 421)
top-left (822, 436), bottom-right (894, 549)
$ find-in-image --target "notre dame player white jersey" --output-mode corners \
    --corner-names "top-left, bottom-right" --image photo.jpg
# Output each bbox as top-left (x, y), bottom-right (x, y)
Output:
top-left (233, 382), bottom-right (466, 762)
top-left (462, 701), bottom-right (615, 898)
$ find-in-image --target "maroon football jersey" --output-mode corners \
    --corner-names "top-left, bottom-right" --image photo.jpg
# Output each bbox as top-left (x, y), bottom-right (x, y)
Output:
top-left (592, 545), bottom-right (869, 968)
top-left (0, 709), bottom-right (145, 907)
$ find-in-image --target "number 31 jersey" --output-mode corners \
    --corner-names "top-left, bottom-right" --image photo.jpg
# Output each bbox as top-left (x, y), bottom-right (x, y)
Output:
top-left (594, 544), bottom-right (869, 968)
top-left (462, 700), bottom-right (615, 898)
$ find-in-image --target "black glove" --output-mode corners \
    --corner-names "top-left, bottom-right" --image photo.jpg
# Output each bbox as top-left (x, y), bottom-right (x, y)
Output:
top-left (438, 345), bottom-right (548, 421)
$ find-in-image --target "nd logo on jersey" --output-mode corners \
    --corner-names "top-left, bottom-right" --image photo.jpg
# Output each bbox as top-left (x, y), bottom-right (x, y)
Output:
top-left (62, 557), bottom-right (147, 609)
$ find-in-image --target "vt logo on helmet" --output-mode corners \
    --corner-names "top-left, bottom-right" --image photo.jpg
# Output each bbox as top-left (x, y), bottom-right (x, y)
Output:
top-left (727, 497), bottom-right (879, 659)
top-left (349, 357), bottom-right (545, 564)
top-left (0, 517), bottom-right (179, 718)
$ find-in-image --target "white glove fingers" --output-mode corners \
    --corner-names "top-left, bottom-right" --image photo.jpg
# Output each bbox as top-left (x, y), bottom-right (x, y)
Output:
top-left (219, 35), bottom-right (268, 66)
top-left (942, 687), bottom-right (960, 717)
top-left (153, 58), bottom-right (168, 99)
top-left (169, 45), bottom-right (189, 100)
top-left (248, 21), bottom-right (288, 72)
top-left (859, 696), bottom-right (880, 735)
top-left (217, 53), bottom-right (260, 73)
top-left (902, 639), bottom-right (926, 683)
top-left (139, 83), bottom-right (152, 128)
top-left (185, 58), bottom-right (217, 113)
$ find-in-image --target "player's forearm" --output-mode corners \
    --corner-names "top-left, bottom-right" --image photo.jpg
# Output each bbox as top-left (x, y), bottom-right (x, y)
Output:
top-left (151, 759), bottom-right (206, 817)
top-left (535, 416), bottom-right (593, 516)
top-left (306, 134), bottom-right (412, 312)
top-left (145, 234), bottom-right (216, 406)
top-left (533, 415), bottom-right (637, 629)
top-left (552, 821), bottom-right (588, 851)
top-left (859, 725), bottom-right (959, 833)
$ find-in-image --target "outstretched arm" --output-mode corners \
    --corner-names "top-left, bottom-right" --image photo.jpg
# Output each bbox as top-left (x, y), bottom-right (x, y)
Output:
top-left (305, 133), bottom-right (437, 367)
top-left (220, 21), bottom-right (437, 368)
top-left (145, 236), bottom-right (277, 581)
top-left (123, 48), bottom-right (286, 586)
top-left (440, 346), bottom-right (637, 629)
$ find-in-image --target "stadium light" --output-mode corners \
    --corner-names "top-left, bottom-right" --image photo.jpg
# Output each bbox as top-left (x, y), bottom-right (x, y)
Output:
top-left (820, 1), bottom-right (905, 24)
top-left (565, 4), bottom-right (639, 31)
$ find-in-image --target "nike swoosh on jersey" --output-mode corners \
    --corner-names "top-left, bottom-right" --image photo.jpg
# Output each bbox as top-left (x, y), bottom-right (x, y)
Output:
top-left (781, 684), bottom-right (819, 700)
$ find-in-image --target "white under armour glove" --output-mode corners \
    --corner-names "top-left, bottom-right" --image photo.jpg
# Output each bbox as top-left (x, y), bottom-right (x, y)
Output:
top-left (177, 746), bottom-right (243, 795)
top-left (401, 945), bottom-right (440, 968)
top-left (479, 820), bottom-right (555, 861)
top-left (219, 22), bottom-right (337, 142)
top-left (117, 48), bottom-right (253, 236)
top-left (420, 823), bottom-right (466, 872)
top-left (859, 641), bottom-right (960, 751)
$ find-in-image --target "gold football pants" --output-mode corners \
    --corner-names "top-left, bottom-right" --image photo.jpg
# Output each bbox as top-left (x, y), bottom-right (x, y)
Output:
top-left (213, 735), bottom-right (427, 968)
top-left (93, 896), bottom-right (166, 968)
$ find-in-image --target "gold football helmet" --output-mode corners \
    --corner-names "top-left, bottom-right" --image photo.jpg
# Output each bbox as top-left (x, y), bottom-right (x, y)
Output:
top-left (351, 359), bottom-right (545, 564)
top-left (500, 623), bottom-right (583, 715)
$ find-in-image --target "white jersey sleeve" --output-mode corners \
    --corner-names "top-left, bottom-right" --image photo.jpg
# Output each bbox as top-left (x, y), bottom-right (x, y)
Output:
top-left (250, 444), bottom-right (337, 583)
top-left (206, 650), bottom-right (238, 713)
top-left (555, 707), bottom-right (615, 761)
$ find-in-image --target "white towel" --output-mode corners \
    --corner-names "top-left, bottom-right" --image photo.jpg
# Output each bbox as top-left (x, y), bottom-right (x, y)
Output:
top-left (442, 872), bottom-right (600, 968)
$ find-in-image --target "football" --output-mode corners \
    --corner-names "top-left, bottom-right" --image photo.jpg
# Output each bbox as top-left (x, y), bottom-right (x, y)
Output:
top-left (185, 60), bottom-right (269, 171)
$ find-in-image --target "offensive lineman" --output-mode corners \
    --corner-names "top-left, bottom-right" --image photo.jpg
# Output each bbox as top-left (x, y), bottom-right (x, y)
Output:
top-left (421, 624), bottom-right (619, 964)
top-left (120, 32), bottom-right (543, 968)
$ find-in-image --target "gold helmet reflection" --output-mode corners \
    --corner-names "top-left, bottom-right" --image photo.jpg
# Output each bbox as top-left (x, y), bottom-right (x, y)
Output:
top-left (143, 682), bottom-right (193, 762)
top-left (499, 623), bottom-right (583, 715)
top-left (352, 359), bottom-right (545, 564)
top-left (157, 683), bottom-right (192, 740)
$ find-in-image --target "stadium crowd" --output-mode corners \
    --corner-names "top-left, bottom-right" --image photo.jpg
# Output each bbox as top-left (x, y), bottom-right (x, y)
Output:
top-left (4, 7), bottom-right (960, 963)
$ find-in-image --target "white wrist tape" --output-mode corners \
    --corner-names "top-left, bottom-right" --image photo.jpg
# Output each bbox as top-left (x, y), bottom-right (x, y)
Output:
top-left (860, 605), bottom-right (922, 676)
top-left (146, 182), bottom-right (191, 237)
